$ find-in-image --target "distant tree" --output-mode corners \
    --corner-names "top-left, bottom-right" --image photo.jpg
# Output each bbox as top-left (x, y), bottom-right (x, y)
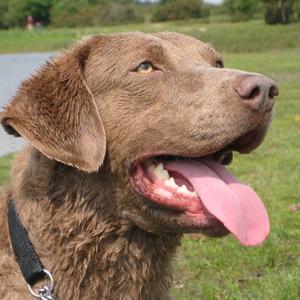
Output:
top-left (50, 0), bottom-right (144, 27)
top-left (50, 0), bottom-right (95, 27)
top-left (294, 0), bottom-right (300, 20)
top-left (0, 0), bottom-right (9, 28)
top-left (4, 0), bottom-right (53, 27)
top-left (98, 2), bottom-right (144, 25)
top-left (152, 0), bottom-right (209, 22)
top-left (223, 0), bottom-right (259, 21)
top-left (262, 0), bottom-right (295, 24)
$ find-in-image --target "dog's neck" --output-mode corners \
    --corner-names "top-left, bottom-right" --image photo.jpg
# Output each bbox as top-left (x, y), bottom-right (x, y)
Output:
top-left (10, 148), bottom-right (180, 300)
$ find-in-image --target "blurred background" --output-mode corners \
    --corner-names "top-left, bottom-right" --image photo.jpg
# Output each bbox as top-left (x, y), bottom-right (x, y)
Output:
top-left (0, 1), bottom-right (299, 299)
top-left (0, 0), bottom-right (299, 29)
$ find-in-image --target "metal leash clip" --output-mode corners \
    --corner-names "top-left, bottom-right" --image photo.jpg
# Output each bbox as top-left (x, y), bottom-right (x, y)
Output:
top-left (27, 269), bottom-right (57, 300)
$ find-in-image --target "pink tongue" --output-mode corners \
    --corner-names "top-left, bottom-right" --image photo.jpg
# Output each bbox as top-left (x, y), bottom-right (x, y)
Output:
top-left (165, 159), bottom-right (270, 246)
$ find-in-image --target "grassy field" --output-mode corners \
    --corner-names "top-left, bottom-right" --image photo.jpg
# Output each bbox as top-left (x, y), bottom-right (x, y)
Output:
top-left (0, 154), bottom-right (14, 186)
top-left (0, 20), bottom-right (300, 54)
top-left (1, 20), bottom-right (300, 299)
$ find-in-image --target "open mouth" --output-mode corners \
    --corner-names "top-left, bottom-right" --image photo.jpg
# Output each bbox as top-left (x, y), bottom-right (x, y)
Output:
top-left (130, 129), bottom-right (270, 246)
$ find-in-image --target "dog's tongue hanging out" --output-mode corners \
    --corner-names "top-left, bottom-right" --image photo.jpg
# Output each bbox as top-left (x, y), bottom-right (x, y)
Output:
top-left (164, 159), bottom-right (270, 246)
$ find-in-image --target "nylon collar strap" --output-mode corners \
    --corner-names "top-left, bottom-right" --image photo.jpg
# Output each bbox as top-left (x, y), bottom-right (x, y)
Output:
top-left (8, 199), bottom-right (47, 286)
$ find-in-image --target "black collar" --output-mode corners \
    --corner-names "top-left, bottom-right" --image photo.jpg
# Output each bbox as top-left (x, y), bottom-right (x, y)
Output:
top-left (8, 198), bottom-right (56, 299)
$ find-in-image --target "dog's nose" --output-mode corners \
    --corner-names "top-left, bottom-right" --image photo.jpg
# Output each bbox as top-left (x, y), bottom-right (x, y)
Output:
top-left (235, 74), bottom-right (279, 112)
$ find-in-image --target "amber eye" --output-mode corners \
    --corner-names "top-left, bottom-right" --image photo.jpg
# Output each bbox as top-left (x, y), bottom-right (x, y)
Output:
top-left (216, 60), bottom-right (224, 68)
top-left (136, 62), bottom-right (154, 74)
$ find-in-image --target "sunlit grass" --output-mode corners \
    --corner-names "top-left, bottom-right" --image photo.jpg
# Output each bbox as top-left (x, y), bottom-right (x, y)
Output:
top-left (0, 154), bottom-right (14, 186)
top-left (0, 20), bottom-right (300, 54)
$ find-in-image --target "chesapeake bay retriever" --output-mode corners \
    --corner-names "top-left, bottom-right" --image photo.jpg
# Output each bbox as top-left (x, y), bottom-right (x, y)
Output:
top-left (0, 32), bottom-right (278, 299)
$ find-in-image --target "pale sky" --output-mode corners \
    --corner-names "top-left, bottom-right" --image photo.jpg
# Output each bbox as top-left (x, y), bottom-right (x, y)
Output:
top-left (140, 0), bottom-right (223, 3)
top-left (205, 0), bottom-right (222, 4)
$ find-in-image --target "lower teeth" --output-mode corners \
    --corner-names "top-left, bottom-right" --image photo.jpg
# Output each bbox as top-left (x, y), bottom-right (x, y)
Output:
top-left (147, 162), bottom-right (197, 196)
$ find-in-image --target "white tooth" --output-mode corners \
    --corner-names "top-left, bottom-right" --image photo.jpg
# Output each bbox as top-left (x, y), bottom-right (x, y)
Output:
top-left (156, 163), bottom-right (164, 171)
top-left (186, 189), bottom-right (197, 196)
top-left (191, 191), bottom-right (197, 196)
top-left (148, 164), bottom-right (156, 173)
top-left (152, 163), bottom-right (170, 180)
top-left (160, 170), bottom-right (170, 180)
top-left (165, 177), bottom-right (178, 189)
top-left (177, 185), bottom-right (189, 194)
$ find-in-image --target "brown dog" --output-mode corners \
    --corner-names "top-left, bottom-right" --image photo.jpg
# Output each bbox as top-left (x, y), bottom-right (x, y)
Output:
top-left (0, 33), bottom-right (278, 300)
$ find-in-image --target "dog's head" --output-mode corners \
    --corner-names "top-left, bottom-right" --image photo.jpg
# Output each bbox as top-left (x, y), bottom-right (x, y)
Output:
top-left (1, 33), bottom-right (278, 245)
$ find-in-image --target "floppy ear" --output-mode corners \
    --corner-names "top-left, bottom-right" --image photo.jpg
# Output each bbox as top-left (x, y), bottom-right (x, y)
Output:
top-left (0, 37), bottom-right (106, 172)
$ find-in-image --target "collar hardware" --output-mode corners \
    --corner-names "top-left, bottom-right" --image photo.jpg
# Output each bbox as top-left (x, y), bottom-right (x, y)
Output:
top-left (8, 199), bottom-right (57, 300)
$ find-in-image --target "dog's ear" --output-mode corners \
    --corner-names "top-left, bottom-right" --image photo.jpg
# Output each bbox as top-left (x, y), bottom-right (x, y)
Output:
top-left (0, 37), bottom-right (106, 172)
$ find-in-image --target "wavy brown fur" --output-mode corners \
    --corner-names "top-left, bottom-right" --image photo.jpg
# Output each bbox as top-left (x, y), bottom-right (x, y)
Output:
top-left (0, 32), bottom-right (275, 299)
top-left (0, 148), bottom-right (180, 299)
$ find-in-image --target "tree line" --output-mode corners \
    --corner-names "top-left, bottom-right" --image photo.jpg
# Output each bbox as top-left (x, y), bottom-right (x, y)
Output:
top-left (222, 0), bottom-right (299, 24)
top-left (0, 0), bottom-right (299, 29)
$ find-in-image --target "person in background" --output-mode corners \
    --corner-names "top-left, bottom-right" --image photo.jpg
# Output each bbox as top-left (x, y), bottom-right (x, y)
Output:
top-left (26, 15), bottom-right (34, 31)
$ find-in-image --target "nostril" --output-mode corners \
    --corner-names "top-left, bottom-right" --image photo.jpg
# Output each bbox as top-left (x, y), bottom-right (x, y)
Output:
top-left (269, 85), bottom-right (279, 98)
top-left (248, 86), bottom-right (260, 100)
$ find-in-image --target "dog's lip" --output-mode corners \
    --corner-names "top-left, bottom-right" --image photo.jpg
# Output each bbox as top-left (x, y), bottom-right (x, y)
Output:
top-left (230, 127), bottom-right (268, 154)
top-left (130, 127), bottom-right (267, 169)
top-left (130, 150), bottom-right (214, 170)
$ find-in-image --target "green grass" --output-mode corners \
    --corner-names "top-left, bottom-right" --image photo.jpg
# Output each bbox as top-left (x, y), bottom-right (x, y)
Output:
top-left (0, 20), bottom-right (300, 54)
top-left (1, 19), bottom-right (299, 300)
top-left (172, 47), bottom-right (300, 300)
top-left (0, 154), bottom-right (14, 186)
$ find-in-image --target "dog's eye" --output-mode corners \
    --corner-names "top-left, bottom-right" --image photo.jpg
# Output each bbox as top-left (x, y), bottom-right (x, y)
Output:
top-left (216, 60), bottom-right (224, 68)
top-left (136, 62), bottom-right (154, 74)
